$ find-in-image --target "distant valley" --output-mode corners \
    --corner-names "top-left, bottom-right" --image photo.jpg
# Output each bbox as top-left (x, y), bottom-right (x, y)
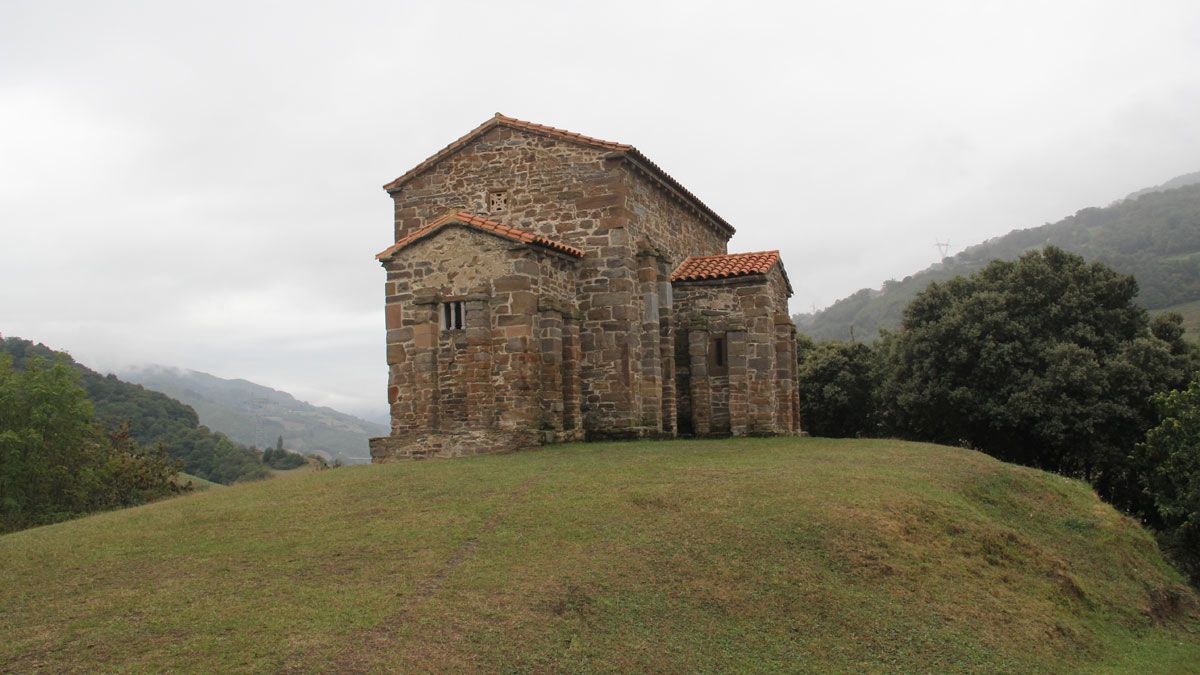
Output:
top-left (121, 366), bottom-right (383, 464)
top-left (796, 171), bottom-right (1200, 342)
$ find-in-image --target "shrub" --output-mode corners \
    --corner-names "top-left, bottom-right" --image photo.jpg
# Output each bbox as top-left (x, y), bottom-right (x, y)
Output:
top-left (1134, 378), bottom-right (1200, 581)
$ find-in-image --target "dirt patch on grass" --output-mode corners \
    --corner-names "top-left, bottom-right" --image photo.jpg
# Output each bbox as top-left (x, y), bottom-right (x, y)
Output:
top-left (1145, 586), bottom-right (1198, 623)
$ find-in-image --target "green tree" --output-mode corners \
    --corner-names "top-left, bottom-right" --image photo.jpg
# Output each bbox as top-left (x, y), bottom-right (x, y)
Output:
top-left (0, 355), bottom-right (185, 532)
top-left (1133, 379), bottom-right (1200, 582)
top-left (877, 247), bottom-right (1196, 508)
top-left (0, 337), bottom-right (266, 485)
top-left (796, 339), bottom-right (878, 437)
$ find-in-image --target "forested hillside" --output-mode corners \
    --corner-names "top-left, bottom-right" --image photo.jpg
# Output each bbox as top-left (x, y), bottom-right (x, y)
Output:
top-left (0, 338), bottom-right (266, 484)
top-left (796, 176), bottom-right (1200, 341)
top-left (121, 366), bottom-right (381, 464)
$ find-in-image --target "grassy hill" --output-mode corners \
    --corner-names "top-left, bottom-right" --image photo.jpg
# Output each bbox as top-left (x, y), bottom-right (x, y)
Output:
top-left (797, 175), bottom-right (1200, 342)
top-left (121, 365), bottom-right (383, 464)
top-left (173, 472), bottom-right (224, 491)
top-left (2, 438), bottom-right (1196, 672)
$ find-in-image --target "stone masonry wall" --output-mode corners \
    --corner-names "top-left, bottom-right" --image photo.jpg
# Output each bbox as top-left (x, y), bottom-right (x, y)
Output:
top-left (373, 225), bottom-right (581, 462)
top-left (621, 167), bottom-right (729, 267)
top-left (375, 122), bottom-right (796, 458)
top-left (672, 267), bottom-right (799, 436)
top-left (386, 128), bottom-right (732, 441)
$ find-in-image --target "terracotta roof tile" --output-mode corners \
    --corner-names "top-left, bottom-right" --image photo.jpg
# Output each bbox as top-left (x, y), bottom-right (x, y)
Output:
top-left (671, 251), bottom-right (788, 288)
top-left (375, 211), bottom-right (585, 261)
top-left (382, 114), bottom-right (735, 238)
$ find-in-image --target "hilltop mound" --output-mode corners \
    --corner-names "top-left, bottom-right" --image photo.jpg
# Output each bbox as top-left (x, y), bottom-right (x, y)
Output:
top-left (1, 438), bottom-right (1196, 672)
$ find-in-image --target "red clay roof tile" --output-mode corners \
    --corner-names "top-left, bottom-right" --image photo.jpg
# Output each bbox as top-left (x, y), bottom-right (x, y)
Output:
top-left (375, 211), bottom-right (585, 261)
top-left (671, 251), bottom-right (787, 288)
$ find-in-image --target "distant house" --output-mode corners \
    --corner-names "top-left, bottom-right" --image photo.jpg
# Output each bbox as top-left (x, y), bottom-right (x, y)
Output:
top-left (370, 115), bottom-right (801, 460)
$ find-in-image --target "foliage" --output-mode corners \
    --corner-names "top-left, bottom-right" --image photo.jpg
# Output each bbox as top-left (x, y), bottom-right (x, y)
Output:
top-left (0, 337), bottom-right (266, 484)
top-left (120, 365), bottom-right (381, 464)
top-left (0, 355), bottom-right (184, 532)
top-left (875, 248), bottom-right (1197, 509)
top-left (796, 336), bottom-right (878, 437)
top-left (262, 435), bottom-right (307, 470)
top-left (1133, 379), bottom-right (1200, 581)
top-left (1, 438), bottom-right (1195, 671)
top-left (798, 180), bottom-right (1200, 342)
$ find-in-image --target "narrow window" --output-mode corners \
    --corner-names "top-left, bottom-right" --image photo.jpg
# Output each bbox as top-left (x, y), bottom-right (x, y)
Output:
top-left (708, 335), bottom-right (728, 373)
top-left (441, 301), bottom-right (465, 331)
top-left (487, 190), bottom-right (508, 213)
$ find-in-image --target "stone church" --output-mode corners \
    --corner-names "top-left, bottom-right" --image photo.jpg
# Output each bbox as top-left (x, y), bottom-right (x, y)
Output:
top-left (369, 114), bottom-right (801, 461)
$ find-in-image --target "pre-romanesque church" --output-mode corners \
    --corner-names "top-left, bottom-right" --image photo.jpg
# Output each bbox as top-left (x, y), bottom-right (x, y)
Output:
top-left (369, 114), bottom-right (801, 461)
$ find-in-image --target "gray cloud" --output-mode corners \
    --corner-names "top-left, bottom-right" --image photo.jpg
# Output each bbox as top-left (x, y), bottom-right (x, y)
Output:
top-left (3, 0), bottom-right (1199, 419)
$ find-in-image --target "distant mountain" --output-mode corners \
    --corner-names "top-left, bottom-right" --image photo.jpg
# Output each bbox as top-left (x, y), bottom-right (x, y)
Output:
top-left (1124, 170), bottom-right (1200, 200)
top-left (796, 173), bottom-right (1200, 342)
top-left (0, 337), bottom-right (266, 484)
top-left (120, 366), bottom-right (383, 464)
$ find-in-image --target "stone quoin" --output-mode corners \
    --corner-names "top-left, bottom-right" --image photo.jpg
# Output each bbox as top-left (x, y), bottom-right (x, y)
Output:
top-left (370, 114), bottom-right (802, 461)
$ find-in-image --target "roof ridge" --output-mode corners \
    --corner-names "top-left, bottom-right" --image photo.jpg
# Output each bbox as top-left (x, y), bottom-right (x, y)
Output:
top-left (686, 250), bottom-right (781, 259)
top-left (379, 114), bottom-right (736, 239)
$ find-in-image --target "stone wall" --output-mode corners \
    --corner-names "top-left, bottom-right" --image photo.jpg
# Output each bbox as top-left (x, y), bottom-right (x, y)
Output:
top-left (374, 122), bottom-right (798, 460)
top-left (621, 166), bottom-right (729, 267)
top-left (671, 267), bottom-right (800, 436)
top-left (373, 225), bottom-right (582, 462)
top-left (370, 428), bottom-right (537, 461)
top-left (385, 127), bottom-right (735, 442)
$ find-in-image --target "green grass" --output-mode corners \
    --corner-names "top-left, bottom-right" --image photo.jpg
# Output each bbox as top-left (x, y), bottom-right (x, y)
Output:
top-left (2, 438), bottom-right (1196, 672)
top-left (174, 472), bottom-right (223, 491)
top-left (1153, 298), bottom-right (1200, 343)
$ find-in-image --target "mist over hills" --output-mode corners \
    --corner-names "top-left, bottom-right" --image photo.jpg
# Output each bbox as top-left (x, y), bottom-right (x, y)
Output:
top-left (0, 337), bottom-right (267, 484)
top-left (795, 172), bottom-right (1200, 342)
top-left (121, 366), bottom-right (383, 464)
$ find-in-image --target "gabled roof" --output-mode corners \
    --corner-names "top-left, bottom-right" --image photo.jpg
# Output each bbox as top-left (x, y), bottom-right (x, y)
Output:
top-left (383, 114), bottom-right (735, 239)
top-left (375, 211), bottom-right (585, 262)
top-left (671, 251), bottom-right (792, 295)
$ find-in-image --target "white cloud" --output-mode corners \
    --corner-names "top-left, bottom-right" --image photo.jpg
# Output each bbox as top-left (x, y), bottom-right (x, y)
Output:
top-left (3, 0), bottom-right (1199, 418)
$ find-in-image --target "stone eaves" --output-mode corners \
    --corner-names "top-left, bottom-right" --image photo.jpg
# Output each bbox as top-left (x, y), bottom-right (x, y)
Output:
top-left (375, 211), bottom-right (585, 262)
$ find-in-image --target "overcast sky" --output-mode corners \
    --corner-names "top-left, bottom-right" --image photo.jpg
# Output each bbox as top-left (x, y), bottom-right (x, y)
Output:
top-left (2, 1), bottom-right (1198, 422)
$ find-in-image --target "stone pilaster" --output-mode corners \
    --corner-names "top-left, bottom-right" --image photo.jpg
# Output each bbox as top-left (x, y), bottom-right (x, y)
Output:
top-left (637, 251), bottom-right (662, 433)
top-left (727, 330), bottom-right (748, 436)
top-left (411, 298), bottom-right (440, 430)
top-left (538, 307), bottom-right (565, 437)
top-left (658, 271), bottom-right (677, 436)
top-left (562, 315), bottom-right (583, 434)
top-left (688, 328), bottom-right (711, 436)
top-left (464, 297), bottom-right (494, 428)
top-left (491, 274), bottom-right (537, 432)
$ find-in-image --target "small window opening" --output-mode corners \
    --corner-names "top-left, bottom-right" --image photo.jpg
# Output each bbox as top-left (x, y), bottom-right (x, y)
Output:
top-left (487, 190), bottom-right (508, 213)
top-left (714, 337), bottom-right (726, 367)
top-left (441, 301), bottom-right (465, 331)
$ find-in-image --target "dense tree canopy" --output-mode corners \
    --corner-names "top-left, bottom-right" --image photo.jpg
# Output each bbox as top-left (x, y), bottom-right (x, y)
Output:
top-left (0, 338), bottom-right (266, 484)
top-left (875, 247), bottom-right (1196, 507)
top-left (796, 338), bottom-right (878, 438)
top-left (1133, 379), bottom-right (1200, 581)
top-left (0, 355), bottom-right (183, 532)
